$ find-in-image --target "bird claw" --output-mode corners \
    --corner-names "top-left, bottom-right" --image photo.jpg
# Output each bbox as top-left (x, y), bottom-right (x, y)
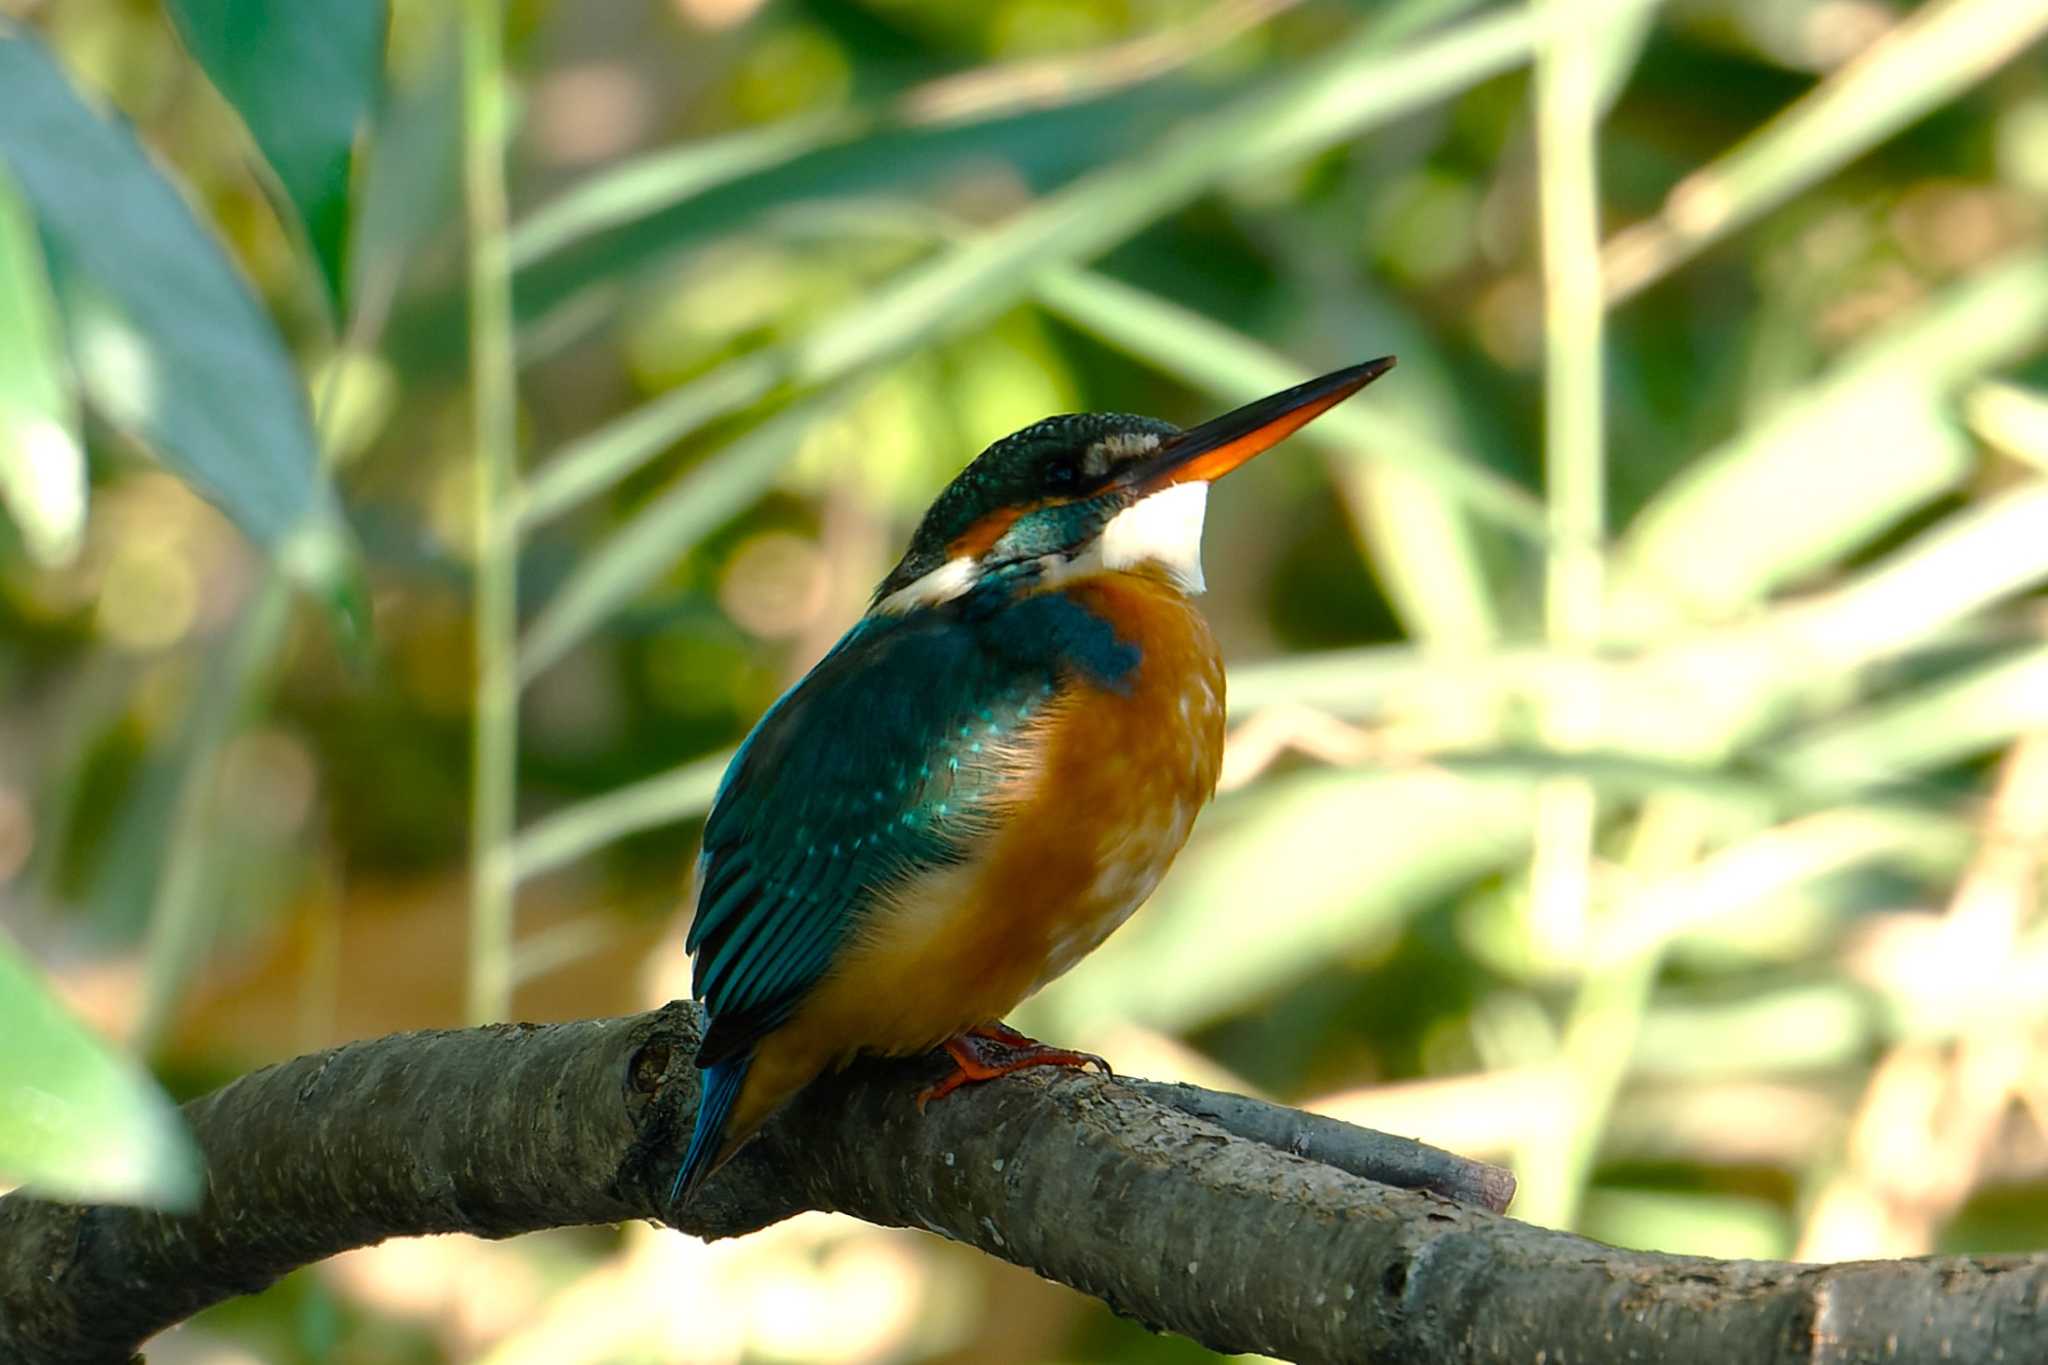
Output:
top-left (915, 1024), bottom-right (1113, 1111)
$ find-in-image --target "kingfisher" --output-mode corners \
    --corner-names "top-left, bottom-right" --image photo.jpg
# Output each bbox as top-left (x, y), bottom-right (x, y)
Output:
top-left (670, 357), bottom-right (1396, 1206)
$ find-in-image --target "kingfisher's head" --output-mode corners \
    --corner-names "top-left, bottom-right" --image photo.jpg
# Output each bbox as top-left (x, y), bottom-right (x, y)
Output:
top-left (870, 357), bottom-right (1395, 614)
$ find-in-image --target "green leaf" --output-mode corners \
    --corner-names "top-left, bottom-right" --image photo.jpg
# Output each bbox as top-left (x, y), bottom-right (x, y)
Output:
top-left (1604, 0), bottom-right (2048, 301)
top-left (1968, 380), bottom-right (2048, 475)
top-left (1786, 480), bottom-right (2048, 666)
top-left (1227, 641), bottom-right (1543, 716)
top-left (165, 0), bottom-right (389, 315)
top-left (1587, 0), bottom-right (1658, 115)
top-left (1615, 254), bottom-right (2048, 627)
top-left (1031, 768), bottom-right (1536, 1033)
top-left (519, 386), bottom-right (855, 681)
top-left (0, 155), bottom-right (84, 567)
top-left (134, 577), bottom-right (297, 1048)
top-left (349, 17), bottom-right (460, 319)
top-left (1634, 984), bottom-right (1874, 1079)
top-left (515, 3), bottom-right (1548, 533)
top-left (1598, 807), bottom-right (1970, 967)
top-left (509, 749), bottom-right (731, 884)
top-left (0, 28), bottom-right (355, 603)
top-left (502, 0), bottom-right (1494, 295)
top-left (0, 930), bottom-right (199, 1207)
top-left (508, 112), bottom-right (855, 271)
top-left (1581, 1188), bottom-right (1793, 1260)
top-left (1776, 644), bottom-right (2048, 792)
top-left (502, 86), bottom-right (1217, 340)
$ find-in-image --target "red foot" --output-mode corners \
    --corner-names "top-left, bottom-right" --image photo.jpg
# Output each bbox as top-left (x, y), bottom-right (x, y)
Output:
top-left (916, 1022), bottom-right (1113, 1110)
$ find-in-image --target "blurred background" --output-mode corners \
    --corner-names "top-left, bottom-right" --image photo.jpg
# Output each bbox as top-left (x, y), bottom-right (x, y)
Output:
top-left (3, 0), bottom-right (2048, 1360)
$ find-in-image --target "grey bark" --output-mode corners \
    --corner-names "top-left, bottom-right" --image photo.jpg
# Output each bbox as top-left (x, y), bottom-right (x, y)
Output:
top-left (0, 1001), bottom-right (2042, 1364)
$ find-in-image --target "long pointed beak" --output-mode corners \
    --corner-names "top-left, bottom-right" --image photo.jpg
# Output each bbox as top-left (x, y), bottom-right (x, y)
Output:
top-left (1123, 356), bottom-right (1396, 492)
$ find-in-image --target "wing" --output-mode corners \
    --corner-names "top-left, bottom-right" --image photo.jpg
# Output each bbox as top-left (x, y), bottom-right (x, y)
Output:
top-left (687, 586), bottom-right (1139, 1066)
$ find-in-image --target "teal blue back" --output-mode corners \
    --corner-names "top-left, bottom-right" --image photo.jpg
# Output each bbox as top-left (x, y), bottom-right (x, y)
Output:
top-left (687, 578), bottom-right (1139, 1067)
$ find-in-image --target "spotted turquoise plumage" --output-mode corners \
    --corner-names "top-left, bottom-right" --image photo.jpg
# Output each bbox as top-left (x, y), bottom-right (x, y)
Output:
top-left (673, 577), bottom-right (1138, 1199)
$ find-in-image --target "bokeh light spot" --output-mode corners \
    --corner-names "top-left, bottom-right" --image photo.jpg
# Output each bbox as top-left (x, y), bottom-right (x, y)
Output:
top-left (718, 531), bottom-right (830, 639)
top-left (531, 62), bottom-right (654, 166)
top-left (96, 542), bottom-right (198, 652)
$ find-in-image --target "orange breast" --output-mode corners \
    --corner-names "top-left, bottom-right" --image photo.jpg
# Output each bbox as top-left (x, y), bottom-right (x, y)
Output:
top-left (782, 567), bottom-right (1226, 1064)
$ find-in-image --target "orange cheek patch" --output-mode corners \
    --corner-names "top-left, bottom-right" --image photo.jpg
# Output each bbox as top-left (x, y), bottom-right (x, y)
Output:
top-left (948, 504), bottom-right (1032, 559)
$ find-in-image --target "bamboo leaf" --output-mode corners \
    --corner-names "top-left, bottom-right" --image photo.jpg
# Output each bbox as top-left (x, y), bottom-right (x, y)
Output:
top-left (1032, 768), bottom-right (1536, 1033)
top-left (509, 113), bottom-right (856, 271)
top-left (510, 750), bottom-right (731, 884)
top-left (0, 931), bottom-right (199, 1208)
top-left (1967, 380), bottom-right (2048, 475)
top-left (349, 20), bottom-right (461, 317)
top-left (1603, 0), bottom-right (2048, 301)
top-left (0, 28), bottom-right (358, 615)
top-left (1616, 253), bottom-right (2048, 627)
top-left (1775, 645), bottom-right (2048, 791)
top-left (0, 157), bottom-right (83, 567)
top-left (165, 0), bottom-right (389, 314)
top-left (519, 388), bottom-right (853, 681)
top-left (517, 4), bottom-right (1545, 533)
top-left (1787, 480), bottom-right (2048, 666)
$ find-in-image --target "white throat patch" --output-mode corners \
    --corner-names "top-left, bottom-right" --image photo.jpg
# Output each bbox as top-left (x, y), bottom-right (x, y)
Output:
top-left (1100, 481), bottom-right (1209, 595)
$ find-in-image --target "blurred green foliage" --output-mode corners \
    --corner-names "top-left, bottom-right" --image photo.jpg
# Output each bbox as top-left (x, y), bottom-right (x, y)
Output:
top-left (2, 0), bottom-right (2048, 1360)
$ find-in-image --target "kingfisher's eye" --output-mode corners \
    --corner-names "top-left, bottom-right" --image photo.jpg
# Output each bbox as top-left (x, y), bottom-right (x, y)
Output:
top-left (1045, 458), bottom-right (1081, 492)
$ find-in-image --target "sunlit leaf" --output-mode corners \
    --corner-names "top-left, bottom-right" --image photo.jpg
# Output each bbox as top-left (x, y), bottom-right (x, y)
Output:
top-left (1616, 253), bottom-right (2048, 627)
top-left (1581, 1188), bottom-right (1793, 1260)
top-left (0, 931), bottom-right (199, 1208)
top-left (1600, 807), bottom-right (1969, 967)
top-left (1031, 768), bottom-right (1536, 1033)
top-left (1587, 0), bottom-right (1659, 114)
top-left (510, 750), bottom-right (731, 884)
top-left (0, 156), bottom-right (83, 568)
top-left (515, 4), bottom-right (1546, 531)
top-left (1967, 380), bottom-right (2048, 475)
top-left (1603, 0), bottom-right (2048, 301)
top-left (348, 17), bottom-right (460, 319)
top-left (0, 28), bottom-right (357, 613)
top-left (1886, 928), bottom-right (2048, 1043)
top-left (165, 0), bottom-right (389, 314)
top-left (509, 112), bottom-right (855, 271)
top-left (1635, 984), bottom-right (1873, 1078)
top-left (1788, 480), bottom-right (2048, 666)
top-left (1776, 644), bottom-right (2048, 791)
top-left (519, 387), bottom-right (856, 680)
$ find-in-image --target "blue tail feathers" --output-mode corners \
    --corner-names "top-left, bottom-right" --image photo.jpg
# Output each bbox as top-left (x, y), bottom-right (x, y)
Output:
top-left (669, 1056), bottom-right (751, 1208)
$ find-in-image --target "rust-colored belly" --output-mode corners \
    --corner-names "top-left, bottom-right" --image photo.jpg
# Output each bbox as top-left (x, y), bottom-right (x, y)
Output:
top-left (791, 569), bottom-right (1226, 1063)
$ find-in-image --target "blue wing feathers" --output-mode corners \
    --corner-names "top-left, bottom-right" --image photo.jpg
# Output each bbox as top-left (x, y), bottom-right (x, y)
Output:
top-left (685, 584), bottom-right (1139, 1071)
top-left (669, 1055), bottom-right (751, 1206)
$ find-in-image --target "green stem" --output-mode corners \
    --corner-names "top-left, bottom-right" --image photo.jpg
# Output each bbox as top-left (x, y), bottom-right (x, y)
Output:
top-left (133, 259), bottom-right (392, 1054)
top-left (133, 576), bottom-right (292, 1052)
top-left (1527, 0), bottom-right (1607, 968)
top-left (1516, 0), bottom-right (1612, 1226)
top-left (1602, 0), bottom-right (2048, 303)
top-left (1515, 797), bottom-right (1707, 1230)
top-left (463, 0), bottom-right (519, 1026)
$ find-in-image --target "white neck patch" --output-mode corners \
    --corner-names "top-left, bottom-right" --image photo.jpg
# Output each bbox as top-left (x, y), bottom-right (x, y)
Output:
top-left (1100, 481), bottom-right (1209, 595)
top-left (872, 555), bottom-right (977, 615)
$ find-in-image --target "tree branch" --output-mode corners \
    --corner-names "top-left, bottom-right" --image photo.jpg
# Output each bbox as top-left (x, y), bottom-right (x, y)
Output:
top-left (2, 1003), bottom-right (2045, 1364)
